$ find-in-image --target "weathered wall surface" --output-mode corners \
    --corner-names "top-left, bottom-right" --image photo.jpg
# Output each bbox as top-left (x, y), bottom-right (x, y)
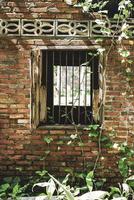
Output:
top-left (101, 40), bottom-right (134, 180)
top-left (0, 0), bottom-right (86, 19)
top-left (0, 0), bottom-right (134, 185)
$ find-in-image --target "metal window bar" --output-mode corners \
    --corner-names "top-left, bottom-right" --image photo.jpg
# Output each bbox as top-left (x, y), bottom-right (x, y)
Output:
top-left (45, 51), bottom-right (48, 118)
top-left (43, 50), bottom-right (97, 125)
top-left (84, 52), bottom-right (88, 123)
top-left (71, 51), bottom-right (75, 124)
top-left (52, 51), bottom-right (55, 121)
top-left (65, 51), bottom-right (68, 123)
top-left (58, 52), bottom-right (62, 124)
top-left (78, 51), bottom-right (81, 124)
top-left (91, 57), bottom-right (93, 122)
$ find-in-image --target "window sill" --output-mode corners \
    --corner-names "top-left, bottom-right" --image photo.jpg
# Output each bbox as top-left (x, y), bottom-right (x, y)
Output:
top-left (37, 124), bottom-right (90, 130)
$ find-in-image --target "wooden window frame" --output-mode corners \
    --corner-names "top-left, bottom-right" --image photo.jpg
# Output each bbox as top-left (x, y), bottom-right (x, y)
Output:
top-left (31, 46), bottom-right (105, 129)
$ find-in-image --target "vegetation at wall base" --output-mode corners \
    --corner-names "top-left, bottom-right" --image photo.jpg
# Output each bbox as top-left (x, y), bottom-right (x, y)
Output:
top-left (0, 171), bottom-right (134, 199)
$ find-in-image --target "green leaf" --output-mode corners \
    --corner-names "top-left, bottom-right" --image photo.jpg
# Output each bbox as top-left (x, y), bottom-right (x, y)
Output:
top-left (126, 175), bottom-right (134, 188)
top-left (49, 174), bottom-right (75, 200)
top-left (110, 186), bottom-right (121, 195)
top-left (0, 183), bottom-right (10, 193)
top-left (75, 173), bottom-right (85, 180)
top-left (0, 192), bottom-right (6, 197)
top-left (86, 171), bottom-right (94, 192)
top-left (126, 175), bottom-right (134, 181)
top-left (45, 150), bottom-right (51, 155)
top-left (78, 142), bottom-right (84, 147)
top-left (118, 49), bottom-right (130, 58)
top-left (73, 188), bottom-right (80, 196)
top-left (122, 183), bottom-right (130, 194)
top-left (113, 14), bottom-right (119, 19)
top-left (104, 142), bottom-right (113, 148)
top-left (89, 131), bottom-right (99, 138)
top-left (62, 174), bottom-right (70, 185)
top-left (12, 183), bottom-right (21, 197)
top-left (64, 167), bottom-right (74, 175)
top-left (35, 170), bottom-right (48, 177)
top-left (46, 179), bottom-right (56, 200)
top-left (33, 182), bottom-right (50, 191)
top-left (100, 135), bottom-right (110, 142)
top-left (43, 136), bottom-right (53, 144)
top-left (99, 0), bottom-right (108, 9)
top-left (118, 158), bottom-right (128, 178)
top-left (127, 59), bottom-right (133, 64)
top-left (88, 124), bottom-right (99, 130)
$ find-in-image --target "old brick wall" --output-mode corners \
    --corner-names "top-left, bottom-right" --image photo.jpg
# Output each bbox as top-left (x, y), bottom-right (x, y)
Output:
top-left (98, 40), bottom-right (134, 181)
top-left (0, 38), bottom-right (99, 178)
top-left (0, 0), bottom-right (86, 19)
top-left (0, 0), bottom-right (134, 185)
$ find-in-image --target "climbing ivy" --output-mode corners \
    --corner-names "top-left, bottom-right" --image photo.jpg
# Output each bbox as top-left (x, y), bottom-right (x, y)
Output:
top-left (77, 0), bottom-right (134, 181)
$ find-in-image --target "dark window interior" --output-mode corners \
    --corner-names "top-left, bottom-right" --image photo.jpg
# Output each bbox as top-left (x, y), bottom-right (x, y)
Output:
top-left (42, 50), bottom-right (99, 125)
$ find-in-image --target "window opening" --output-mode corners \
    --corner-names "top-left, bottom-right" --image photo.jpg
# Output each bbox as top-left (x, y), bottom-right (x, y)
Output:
top-left (42, 50), bottom-right (99, 125)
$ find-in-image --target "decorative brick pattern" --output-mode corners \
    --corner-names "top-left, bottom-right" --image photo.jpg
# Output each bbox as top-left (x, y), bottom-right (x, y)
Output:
top-left (0, 19), bottom-right (134, 38)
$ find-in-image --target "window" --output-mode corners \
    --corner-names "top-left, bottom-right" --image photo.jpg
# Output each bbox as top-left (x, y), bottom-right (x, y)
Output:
top-left (31, 48), bottom-right (101, 128)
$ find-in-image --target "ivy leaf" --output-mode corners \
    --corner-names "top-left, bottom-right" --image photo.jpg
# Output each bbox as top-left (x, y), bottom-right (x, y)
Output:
top-left (86, 171), bottom-right (94, 192)
top-left (12, 184), bottom-right (21, 197)
top-left (110, 186), bottom-right (121, 195)
top-left (118, 158), bottom-right (128, 178)
top-left (0, 183), bottom-right (10, 193)
top-left (100, 135), bottom-right (109, 142)
top-left (45, 150), bottom-right (51, 155)
top-left (113, 14), bottom-right (119, 19)
top-left (43, 136), bottom-right (53, 144)
top-left (88, 124), bottom-right (99, 130)
top-left (35, 170), bottom-right (48, 177)
top-left (118, 49), bottom-right (130, 58)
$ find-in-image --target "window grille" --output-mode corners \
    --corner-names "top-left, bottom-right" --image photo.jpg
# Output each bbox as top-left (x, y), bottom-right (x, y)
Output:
top-left (41, 50), bottom-right (99, 125)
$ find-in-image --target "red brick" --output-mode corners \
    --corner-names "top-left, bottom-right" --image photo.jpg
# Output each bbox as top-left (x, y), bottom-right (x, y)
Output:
top-left (9, 114), bottom-right (24, 119)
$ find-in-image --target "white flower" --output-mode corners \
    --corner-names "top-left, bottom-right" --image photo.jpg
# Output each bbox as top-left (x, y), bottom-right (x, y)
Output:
top-left (122, 92), bottom-right (126, 96)
top-left (123, 142), bottom-right (127, 146)
top-left (126, 67), bottom-right (131, 73)
top-left (67, 141), bottom-right (72, 145)
top-left (121, 23), bottom-right (129, 32)
top-left (97, 48), bottom-right (105, 54)
top-left (70, 134), bottom-right (77, 140)
top-left (58, 146), bottom-right (61, 150)
top-left (113, 143), bottom-right (119, 149)
top-left (95, 19), bottom-right (105, 25)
